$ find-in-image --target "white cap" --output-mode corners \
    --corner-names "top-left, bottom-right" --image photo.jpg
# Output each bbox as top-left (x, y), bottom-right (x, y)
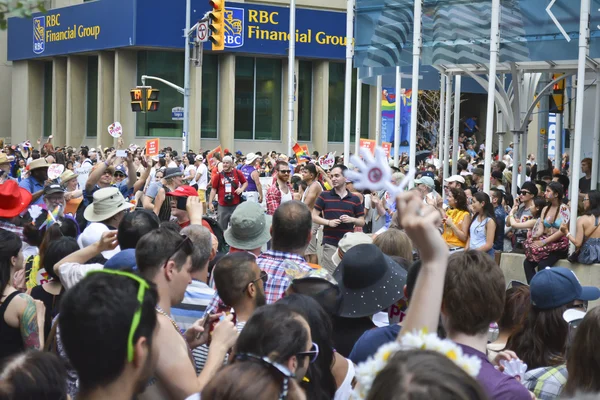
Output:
top-left (445, 175), bottom-right (465, 184)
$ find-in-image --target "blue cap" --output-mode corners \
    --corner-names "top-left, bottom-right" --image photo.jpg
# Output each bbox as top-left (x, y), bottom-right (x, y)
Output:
top-left (115, 165), bottom-right (127, 176)
top-left (530, 267), bottom-right (600, 310)
top-left (421, 171), bottom-right (435, 179)
top-left (104, 249), bottom-right (137, 271)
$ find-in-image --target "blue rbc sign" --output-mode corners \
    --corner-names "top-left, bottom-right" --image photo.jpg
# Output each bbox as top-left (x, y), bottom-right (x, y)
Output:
top-left (33, 16), bottom-right (45, 54)
top-left (224, 7), bottom-right (244, 49)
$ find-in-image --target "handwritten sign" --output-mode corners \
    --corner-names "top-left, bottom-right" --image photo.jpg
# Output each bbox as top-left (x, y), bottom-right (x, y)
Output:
top-left (47, 163), bottom-right (65, 180)
top-left (145, 139), bottom-right (160, 157)
top-left (108, 122), bottom-right (123, 138)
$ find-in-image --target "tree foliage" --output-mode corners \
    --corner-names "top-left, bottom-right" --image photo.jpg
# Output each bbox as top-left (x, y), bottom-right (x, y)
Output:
top-left (0, 0), bottom-right (47, 30)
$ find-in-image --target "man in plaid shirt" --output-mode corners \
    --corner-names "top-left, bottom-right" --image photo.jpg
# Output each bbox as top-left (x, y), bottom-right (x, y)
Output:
top-left (266, 161), bottom-right (294, 215)
top-left (205, 200), bottom-right (313, 313)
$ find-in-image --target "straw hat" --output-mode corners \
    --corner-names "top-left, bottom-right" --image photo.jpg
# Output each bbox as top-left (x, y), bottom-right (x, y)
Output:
top-left (0, 153), bottom-right (10, 165)
top-left (28, 158), bottom-right (49, 171)
top-left (60, 170), bottom-right (77, 185)
top-left (83, 187), bottom-right (134, 222)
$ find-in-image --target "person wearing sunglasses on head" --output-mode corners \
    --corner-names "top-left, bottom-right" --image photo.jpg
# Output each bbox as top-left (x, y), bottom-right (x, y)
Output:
top-left (506, 181), bottom-right (539, 252)
top-left (135, 228), bottom-right (239, 400)
top-left (202, 303), bottom-right (316, 400)
top-left (58, 268), bottom-right (159, 400)
top-left (266, 161), bottom-right (294, 216)
top-left (193, 252), bottom-right (268, 372)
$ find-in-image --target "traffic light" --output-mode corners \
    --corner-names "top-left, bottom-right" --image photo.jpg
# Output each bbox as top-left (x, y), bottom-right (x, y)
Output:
top-left (550, 74), bottom-right (565, 114)
top-left (130, 88), bottom-right (145, 112)
top-left (208, 0), bottom-right (225, 51)
top-left (146, 89), bottom-right (160, 112)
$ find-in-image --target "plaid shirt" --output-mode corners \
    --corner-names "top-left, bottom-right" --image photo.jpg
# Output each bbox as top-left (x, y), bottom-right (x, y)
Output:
top-left (524, 365), bottom-right (567, 400)
top-left (206, 250), bottom-right (311, 313)
top-left (266, 182), bottom-right (293, 215)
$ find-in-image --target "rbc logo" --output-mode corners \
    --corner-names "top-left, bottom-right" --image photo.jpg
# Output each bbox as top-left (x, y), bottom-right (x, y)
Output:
top-left (33, 16), bottom-right (45, 54)
top-left (224, 7), bottom-right (244, 48)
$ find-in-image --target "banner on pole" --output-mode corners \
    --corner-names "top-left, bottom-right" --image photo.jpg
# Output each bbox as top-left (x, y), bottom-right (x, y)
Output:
top-left (382, 142), bottom-right (392, 158)
top-left (381, 88), bottom-right (411, 150)
top-left (146, 139), bottom-right (160, 156)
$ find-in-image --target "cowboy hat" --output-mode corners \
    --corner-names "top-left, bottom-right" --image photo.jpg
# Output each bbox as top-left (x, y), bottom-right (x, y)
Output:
top-left (0, 153), bottom-right (10, 165)
top-left (83, 187), bottom-right (134, 222)
top-left (60, 170), bottom-right (77, 185)
top-left (0, 180), bottom-right (32, 218)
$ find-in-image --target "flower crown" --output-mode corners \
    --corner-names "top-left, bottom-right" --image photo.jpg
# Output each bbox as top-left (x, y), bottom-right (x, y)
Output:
top-left (352, 330), bottom-right (482, 399)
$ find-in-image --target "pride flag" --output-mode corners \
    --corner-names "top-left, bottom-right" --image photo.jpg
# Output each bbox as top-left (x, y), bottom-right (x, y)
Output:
top-left (292, 143), bottom-right (305, 158)
top-left (39, 206), bottom-right (61, 230)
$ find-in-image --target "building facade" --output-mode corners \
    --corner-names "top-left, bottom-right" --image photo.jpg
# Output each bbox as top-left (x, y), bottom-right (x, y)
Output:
top-left (5, 0), bottom-right (379, 155)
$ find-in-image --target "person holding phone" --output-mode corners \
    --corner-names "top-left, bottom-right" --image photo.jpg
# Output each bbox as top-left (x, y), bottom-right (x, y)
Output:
top-left (166, 185), bottom-right (214, 234)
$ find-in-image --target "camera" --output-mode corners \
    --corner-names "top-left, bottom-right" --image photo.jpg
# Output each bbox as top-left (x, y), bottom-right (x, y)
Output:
top-left (224, 193), bottom-right (234, 203)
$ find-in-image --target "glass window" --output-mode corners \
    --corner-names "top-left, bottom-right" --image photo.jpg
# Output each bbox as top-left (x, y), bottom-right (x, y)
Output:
top-left (86, 56), bottom-right (98, 137)
top-left (201, 54), bottom-right (218, 139)
top-left (234, 57), bottom-right (282, 140)
top-left (43, 61), bottom-right (52, 137)
top-left (328, 64), bottom-right (370, 142)
top-left (136, 50), bottom-right (184, 137)
top-left (297, 60), bottom-right (312, 142)
top-left (234, 57), bottom-right (254, 140)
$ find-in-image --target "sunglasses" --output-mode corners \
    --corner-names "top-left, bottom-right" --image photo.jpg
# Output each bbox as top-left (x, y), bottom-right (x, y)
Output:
top-left (235, 353), bottom-right (294, 400)
top-left (520, 191), bottom-right (530, 196)
top-left (162, 235), bottom-right (194, 269)
top-left (86, 269), bottom-right (150, 363)
top-left (279, 170), bottom-right (291, 174)
top-left (296, 342), bottom-right (319, 364)
top-left (243, 271), bottom-right (268, 293)
top-left (114, 173), bottom-right (126, 178)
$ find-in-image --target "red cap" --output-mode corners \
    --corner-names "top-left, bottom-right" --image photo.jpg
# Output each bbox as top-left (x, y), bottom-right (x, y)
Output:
top-left (165, 185), bottom-right (198, 197)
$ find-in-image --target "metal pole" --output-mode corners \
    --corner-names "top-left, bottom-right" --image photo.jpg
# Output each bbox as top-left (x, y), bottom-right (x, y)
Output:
top-left (452, 75), bottom-right (462, 175)
top-left (438, 73), bottom-right (446, 161)
top-left (408, 0), bottom-right (422, 183)
top-left (394, 66), bottom-right (402, 167)
top-left (355, 71), bottom-right (362, 157)
top-left (569, 0), bottom-right (591, 238)
top-left (592, 69), bottom-right (600, 190)
top-left (520, 116), bottom-right (527, 187)
top-left (483, 0), bottom-right (500, 194)
top-left (183, 0), bottom-right (191, 154)
top-left (536, 74), bottom-right (549, 174)
top-left (497, 74), bottom-right (505, 155)
top-left (570, 75), bottom-right (576, 162)
top-left (375, 75), bottom-right (382, 145)
top-left (287, 0), bottom-right (296, 157)
top-left (512, 131), bottom-right (521, 195)
top-left (443, 74), bottom-right (452, 185)
top-left (555, 111), bottom-right (563, 168)
top-left (343, 0), bottom-right (354, 166)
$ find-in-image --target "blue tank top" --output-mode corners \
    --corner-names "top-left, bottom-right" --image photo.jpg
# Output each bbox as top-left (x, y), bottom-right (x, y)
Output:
top-left (240, 165), bottom-right (258, 192)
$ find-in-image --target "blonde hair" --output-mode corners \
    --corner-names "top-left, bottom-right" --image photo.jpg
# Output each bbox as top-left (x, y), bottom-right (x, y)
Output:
top-left (373, 229), bottom-right (413, 261)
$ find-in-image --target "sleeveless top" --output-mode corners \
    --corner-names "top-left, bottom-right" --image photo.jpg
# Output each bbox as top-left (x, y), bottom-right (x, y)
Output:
top-left (240, 165), bottom-right (258, 192)
top-left (470, 217), bottom-right (494, 255)
top-left (0, 291), bottom-right (25, 360)
top-left (334, 358), bottom-right (356, 400)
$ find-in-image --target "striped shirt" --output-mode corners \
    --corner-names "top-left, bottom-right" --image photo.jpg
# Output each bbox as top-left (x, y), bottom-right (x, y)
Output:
top-left (171, 280), bottom-right (215, 331)
top-left (314, 189), bottom-right (365, 246)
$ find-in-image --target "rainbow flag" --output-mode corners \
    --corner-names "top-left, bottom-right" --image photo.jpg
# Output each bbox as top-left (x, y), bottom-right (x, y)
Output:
top-left (292, 143), bottom-right (305, 158)
top-left (39, 206), bottom-right (60, 230)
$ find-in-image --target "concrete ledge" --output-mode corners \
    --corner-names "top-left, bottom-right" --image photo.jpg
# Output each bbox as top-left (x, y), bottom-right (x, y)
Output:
top-left (499, 253), bottom-right (600, 308)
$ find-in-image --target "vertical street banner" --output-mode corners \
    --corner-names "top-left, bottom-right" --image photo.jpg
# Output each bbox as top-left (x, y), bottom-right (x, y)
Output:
top-left (381, 88), bottom-right (412, 149)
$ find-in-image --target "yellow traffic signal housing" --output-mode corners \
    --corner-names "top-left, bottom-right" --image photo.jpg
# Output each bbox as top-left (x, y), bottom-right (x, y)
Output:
top-left (550, 74), bottom-right (565, 114)
top-left (208, 0), bottom-right (225, 51)
top-left (130, 89), bottom-right (145, 112)
top-left (146, 89), bottom-right (160, 112)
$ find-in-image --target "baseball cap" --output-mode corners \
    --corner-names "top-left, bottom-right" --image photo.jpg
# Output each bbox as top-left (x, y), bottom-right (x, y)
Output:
top-left (195, 154), bottom-right (204, 161)
top-left (421, 171), bottom-right (435, 179)
top-left (43, 184), bottom-right (65, 195)
top-left (530, 267), bottom-right (600, 310)
top-left (492, 170), bottom-right (503, 180)
top-left (104, 249), bottom-right (137, 271)
top-left (89, 148), bottom-right (97, 154)
top-left (332, 232), bottom-right (373, 266)
top-left (414, 176), bottom-right (435, 189)
top-left (445, 175), bottom-right (465, 184)
top-left (166, 185), bottom-right (198, 197)
top-left (115, 165), bottom-right (127, 176)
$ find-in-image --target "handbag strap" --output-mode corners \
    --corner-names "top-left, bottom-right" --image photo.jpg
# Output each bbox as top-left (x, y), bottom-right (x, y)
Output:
top-left (579, 216), bottom-right (600, 248)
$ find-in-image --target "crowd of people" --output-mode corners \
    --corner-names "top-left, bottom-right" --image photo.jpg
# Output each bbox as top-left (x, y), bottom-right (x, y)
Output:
top-left (0, 135), bottom-right (599, 400)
